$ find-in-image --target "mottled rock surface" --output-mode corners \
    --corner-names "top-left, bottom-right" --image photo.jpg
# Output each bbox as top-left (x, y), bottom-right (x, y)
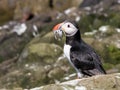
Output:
top-left (14, 0), bottom-right (82, 19)
top-left (30, 73), bottom-right (120, 90)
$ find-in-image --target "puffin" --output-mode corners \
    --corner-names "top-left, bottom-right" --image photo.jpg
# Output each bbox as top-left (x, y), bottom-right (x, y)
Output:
top-left (52, 21), bottom-right (106, 78)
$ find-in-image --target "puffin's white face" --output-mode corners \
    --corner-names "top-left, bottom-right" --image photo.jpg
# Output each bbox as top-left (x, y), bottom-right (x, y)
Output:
top-left (61, 22), bottom-right (78, 36)
top-left (52, 21), bottom-right (78, 40)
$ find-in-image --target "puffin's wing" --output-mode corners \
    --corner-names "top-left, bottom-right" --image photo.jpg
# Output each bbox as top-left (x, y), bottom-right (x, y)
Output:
top-left (70, 50), bottom-right (95, 69)
top-left (70, 48), bottom-right (106, 75)
top-left (89, 51), bottom-right (106, 74)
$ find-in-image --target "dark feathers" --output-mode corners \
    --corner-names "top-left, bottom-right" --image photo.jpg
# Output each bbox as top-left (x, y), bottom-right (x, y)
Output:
top-left (67, 30), bottom-right (106, 76)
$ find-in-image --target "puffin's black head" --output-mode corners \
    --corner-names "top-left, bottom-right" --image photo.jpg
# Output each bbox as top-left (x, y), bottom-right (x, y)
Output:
top-left (52, 21), bottom-right (79, 40)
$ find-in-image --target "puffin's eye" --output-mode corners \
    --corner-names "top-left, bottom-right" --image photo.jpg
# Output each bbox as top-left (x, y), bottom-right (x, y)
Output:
top-left (67, 24), bottom-right (70, 28)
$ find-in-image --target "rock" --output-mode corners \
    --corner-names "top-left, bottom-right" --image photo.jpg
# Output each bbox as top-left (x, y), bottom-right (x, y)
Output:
top-left (79, 0), bottom-right (101, 7)
top-left (53, 0), bottom-right (82, 12)
top-left (0, 22), bottom-right (38, 62)
top-left (83, 24), bottom-right (120, 65)
top-left (0, 0), bottom-right (16, 25)
top-left (14, 0), bottom-right (50, 19)
top-left (0, 45), bottom-right (71, 88)
top-left (29, 31), bottom-right (65, 47)
top-left (14, 0), bottom-right (83, 20)
top-left (0, 16), bottom-right (58, 62)
top-left (0, 27), bottom-right (78, 88)
top-left (116, 64), bottom-right (120, 72)
top-left (27, 19), bottom-right (65, 46)
top-left (0, 0), bottom-right (16, 9)
top-left (0, 21), bottom-right (45, 80)
top-left (19, 43), bottom-right (62, 62)
top-left (0, 42), bottom-right (71, 88)
top-left (0, 19), bottom-right (63, 62)
top-left (0, 8), bottom-right (14, 25)
top-left (30, 73), bottom-right (120, 90)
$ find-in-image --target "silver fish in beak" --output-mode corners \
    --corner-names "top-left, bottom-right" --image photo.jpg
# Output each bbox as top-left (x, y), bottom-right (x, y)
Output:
top-left (52, 23), bottom-right (63, 41)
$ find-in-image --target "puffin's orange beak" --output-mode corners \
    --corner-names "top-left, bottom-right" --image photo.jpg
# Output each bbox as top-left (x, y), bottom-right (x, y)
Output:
top-left (52, 23), bottom-right (63, 40)
top-left (52, 23), bottom-right (62, 31)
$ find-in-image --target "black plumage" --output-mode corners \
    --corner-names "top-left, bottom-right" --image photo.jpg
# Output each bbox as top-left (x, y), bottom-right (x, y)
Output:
top-left (66, 29), bottom-right (106, 76)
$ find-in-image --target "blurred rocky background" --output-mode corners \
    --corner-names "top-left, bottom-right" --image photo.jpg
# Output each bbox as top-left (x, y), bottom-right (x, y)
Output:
top-left (0, 0), bottom-right (120, 89)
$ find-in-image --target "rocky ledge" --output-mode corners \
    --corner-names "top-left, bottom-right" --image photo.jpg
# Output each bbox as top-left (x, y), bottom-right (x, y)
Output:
top-left (30, 73), bottom-right (120, 90)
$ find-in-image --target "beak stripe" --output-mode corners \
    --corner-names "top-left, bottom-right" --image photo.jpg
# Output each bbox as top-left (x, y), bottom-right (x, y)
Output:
top-left (53, 23), bottom-right (62, 31)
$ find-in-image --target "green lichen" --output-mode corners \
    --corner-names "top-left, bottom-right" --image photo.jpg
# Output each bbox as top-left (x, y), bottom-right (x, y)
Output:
top-left (108, 13), bottom-right (120, 28)
top-left (78, 14), bottom-right (95, 33)
top-left (104, 45), bottom-right (120, 65)
top-left (103, 63), bottom-right (115, 70)
top-left (28, 43), bottom-right (62, 58)
top-left (77, 12), bottom-right (120, 33)
top-left (0, 55), bottom-right (4, 63)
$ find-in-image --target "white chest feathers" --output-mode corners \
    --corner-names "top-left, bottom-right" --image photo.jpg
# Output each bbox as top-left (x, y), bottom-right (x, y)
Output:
top-left (63, 44), bottom-right (83, 78)
top-left (64, 44), bottom-right (71, 60)
top-left (64, 44), bottom-right (83, 78)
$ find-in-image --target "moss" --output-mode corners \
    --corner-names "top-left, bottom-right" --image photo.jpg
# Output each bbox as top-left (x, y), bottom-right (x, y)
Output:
top-left (28, 43), bottom-right (62, 58)
top-left (108, 13), bottom-right (120, 28)
top-left (77, 12), bottom-right (120, 34)
top-left (78, 14), bottom-right (95, 33)
top-left (17, 67), bottom-right (50, 89)
top-left (93, 14), bottom-right (110, 29)
top-left (19, 75), bottom-right (31, 88)
top-left (103, 63), bottom-right (115, 70)
top-left (48, 67), bottom-right (65, 80)
top-left (93, 18), bottom-right (104, 29)
top-left (0, 55), bottom-right (4, 63)
top-left (104, 45), bottom-right (120, 65)
top-left (77, 14), bottom-right (108, 33)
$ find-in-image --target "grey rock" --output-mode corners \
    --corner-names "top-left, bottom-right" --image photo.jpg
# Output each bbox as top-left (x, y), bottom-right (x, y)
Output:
top-left (30, 73), bottom-right (120, 90)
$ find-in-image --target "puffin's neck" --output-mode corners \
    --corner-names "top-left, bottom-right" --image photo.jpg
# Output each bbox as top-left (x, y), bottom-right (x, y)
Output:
top-left (66, 30), bottom-right (81, 45)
